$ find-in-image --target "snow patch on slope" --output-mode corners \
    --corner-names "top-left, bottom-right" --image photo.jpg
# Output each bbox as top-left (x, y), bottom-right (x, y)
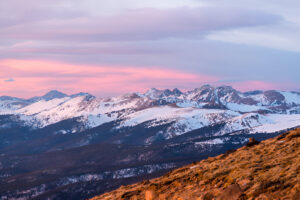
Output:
top-left (215, 113), bottom-right (274, 136)
top-left (82, 114), bottom-right (116, 128)
top-left (195, 138), bottom-right (225, 146)
top-left (16, 96), bottom-right (116, 128)
top-left (118, 106), bottom-right (240, 138)
top-left (18, 97), bottom-right (70, 115)
top-left (251, 114), bottom-right (300, 133)
top-left (226, 103), bottom-right (263, 112)
top-left (280, 91), bottom-right (300, 105)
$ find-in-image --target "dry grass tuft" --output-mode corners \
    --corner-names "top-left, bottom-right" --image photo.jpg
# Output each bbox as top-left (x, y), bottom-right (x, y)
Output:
top-left (90, 128), bottom-right (300, 200)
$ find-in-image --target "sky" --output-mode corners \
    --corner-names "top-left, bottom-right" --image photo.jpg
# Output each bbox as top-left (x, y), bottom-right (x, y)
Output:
top-left (0, 0), bottom-right (300, 98)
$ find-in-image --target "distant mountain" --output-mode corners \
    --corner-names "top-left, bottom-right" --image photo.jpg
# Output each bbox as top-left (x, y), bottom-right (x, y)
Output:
top-left (0, 85), bottom-right (300, 148)
top-left (91, 128), bottom-right (300, 200)
top-left (143, 88), bottom-right (183, 99)
top-left (1, 85), bottom-right (299, 136)
top-left (0, 90), bottom-right (93, 114)
top-left (0, 96), bottom-right (30, 112)
top-left (28, 90), bottom-right (68, 102)
top-left (0, 85), bottom-right (299, 199)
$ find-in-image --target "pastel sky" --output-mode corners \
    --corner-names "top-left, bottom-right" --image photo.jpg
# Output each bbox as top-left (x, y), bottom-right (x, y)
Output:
top-left (1, 0), bottom-right (300, 97)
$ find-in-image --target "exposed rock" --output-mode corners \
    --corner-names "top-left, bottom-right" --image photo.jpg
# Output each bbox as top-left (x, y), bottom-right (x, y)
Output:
top-left (217, 184), bottom-right (243, 200)
top-left (145, 190), bottom-right (156, 200)
top-left (246, 138), bottom-right (260, 147)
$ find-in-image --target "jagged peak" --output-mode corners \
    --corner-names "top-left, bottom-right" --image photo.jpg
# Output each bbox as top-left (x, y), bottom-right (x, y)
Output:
top-left (27, 90), bottom-right (68, 102)
top-left (0, 96), bottom-right (26, 101)
top-left (216, 85), bottom-right (234, 90)
top-left (201, 84), bottom-right (214, 88)
top-left (162, 89), bottom-right (172, 95)
top-left (172, 88), bottom-right (182, 95)
top-left (70, 92), bottom-right (93, 98)
top-left (45, 89), bottom-right (64, 94)
top-left (191, 84), bottom-right (214, 92)
top-left (42, 90), bottom-right (68, 101)
top-left (119, 92), bottom-right (140, 99)
top-left (243, 90), bottom-right (263, 96)
top-left (144, 88), bottom-right (164, 99)
top-left (145, 88), bottom-right (161, 94)
top-left (215, 85), bottom-right (239, 96)
top-left (172, 88), bottom-right (181, 92)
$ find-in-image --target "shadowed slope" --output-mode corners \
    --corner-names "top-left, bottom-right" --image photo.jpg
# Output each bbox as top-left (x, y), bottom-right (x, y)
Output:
top-left (91, 128), bottom-right (300, 200)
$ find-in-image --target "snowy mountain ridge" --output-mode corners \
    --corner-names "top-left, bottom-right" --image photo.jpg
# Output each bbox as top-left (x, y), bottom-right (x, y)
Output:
top-left (1, 86), bottom-right (300, 200)
top-left (1, 85), bottom-right (300, 143)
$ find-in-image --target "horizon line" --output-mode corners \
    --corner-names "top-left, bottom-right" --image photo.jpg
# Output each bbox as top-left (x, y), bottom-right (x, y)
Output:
top-left (1, 84), bottom-right (299, 100)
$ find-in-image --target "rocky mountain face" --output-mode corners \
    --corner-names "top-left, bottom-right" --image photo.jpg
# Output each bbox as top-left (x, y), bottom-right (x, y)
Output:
top-left (91, 128), bottom-right (300, 200)
top-left (1, 85), bottom-right (300, 139)
top-left (0, 85), bottom-right (299, 199)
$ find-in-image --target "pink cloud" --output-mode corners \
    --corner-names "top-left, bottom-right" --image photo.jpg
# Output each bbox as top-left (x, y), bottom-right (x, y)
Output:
top-left (0, 59), bottom-right (219, 98)
top-left (1, 59), bottom-right (294, 98)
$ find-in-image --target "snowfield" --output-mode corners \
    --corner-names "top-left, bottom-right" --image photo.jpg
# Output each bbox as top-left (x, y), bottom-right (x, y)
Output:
top-left (251, 114), bottom-right (300, 133)
top-left (1, 86), bottom-right (300, 139)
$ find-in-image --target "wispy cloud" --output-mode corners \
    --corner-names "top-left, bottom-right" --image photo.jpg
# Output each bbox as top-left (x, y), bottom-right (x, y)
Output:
top-left (0, 0), bottom-right (299, 96)
top-left (0, 59), bottom-right (292, 98)
top-left (4, 78), bottom-right (15, 82)
top-left (0, 7), bottom-right (281, 42)
top-left (0, 59), bottom-right (218, 97)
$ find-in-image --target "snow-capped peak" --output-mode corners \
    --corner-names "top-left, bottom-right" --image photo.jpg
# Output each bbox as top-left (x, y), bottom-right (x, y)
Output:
top-left (70, 92), bottom-right (93, 98)
top-left (1, 86), bottom-right (300, 137)
top-left (144, 88), bottom-right (162, 99)
top-left (29, 90), bottom-right (68, 102)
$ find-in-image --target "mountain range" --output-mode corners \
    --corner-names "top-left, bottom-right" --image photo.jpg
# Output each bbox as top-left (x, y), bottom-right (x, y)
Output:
top-left (1, 85), bottom-right (300, 137)
top-left (0, 85), bottom-right (300, 199)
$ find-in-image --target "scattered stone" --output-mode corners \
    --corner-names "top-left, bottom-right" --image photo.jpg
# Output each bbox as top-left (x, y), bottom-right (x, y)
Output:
top-left (201, 192), bottom-right (214, 200)
top-left (246, 138), bottom-right (260, 147)
top-left (145, 190), bottom-right (156, 200)
top-left (217, 184), bottom-right (243, 200)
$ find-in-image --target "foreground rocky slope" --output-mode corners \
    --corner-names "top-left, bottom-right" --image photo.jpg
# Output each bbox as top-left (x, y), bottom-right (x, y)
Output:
top-left (91, 128), bottom-right (300, 200)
